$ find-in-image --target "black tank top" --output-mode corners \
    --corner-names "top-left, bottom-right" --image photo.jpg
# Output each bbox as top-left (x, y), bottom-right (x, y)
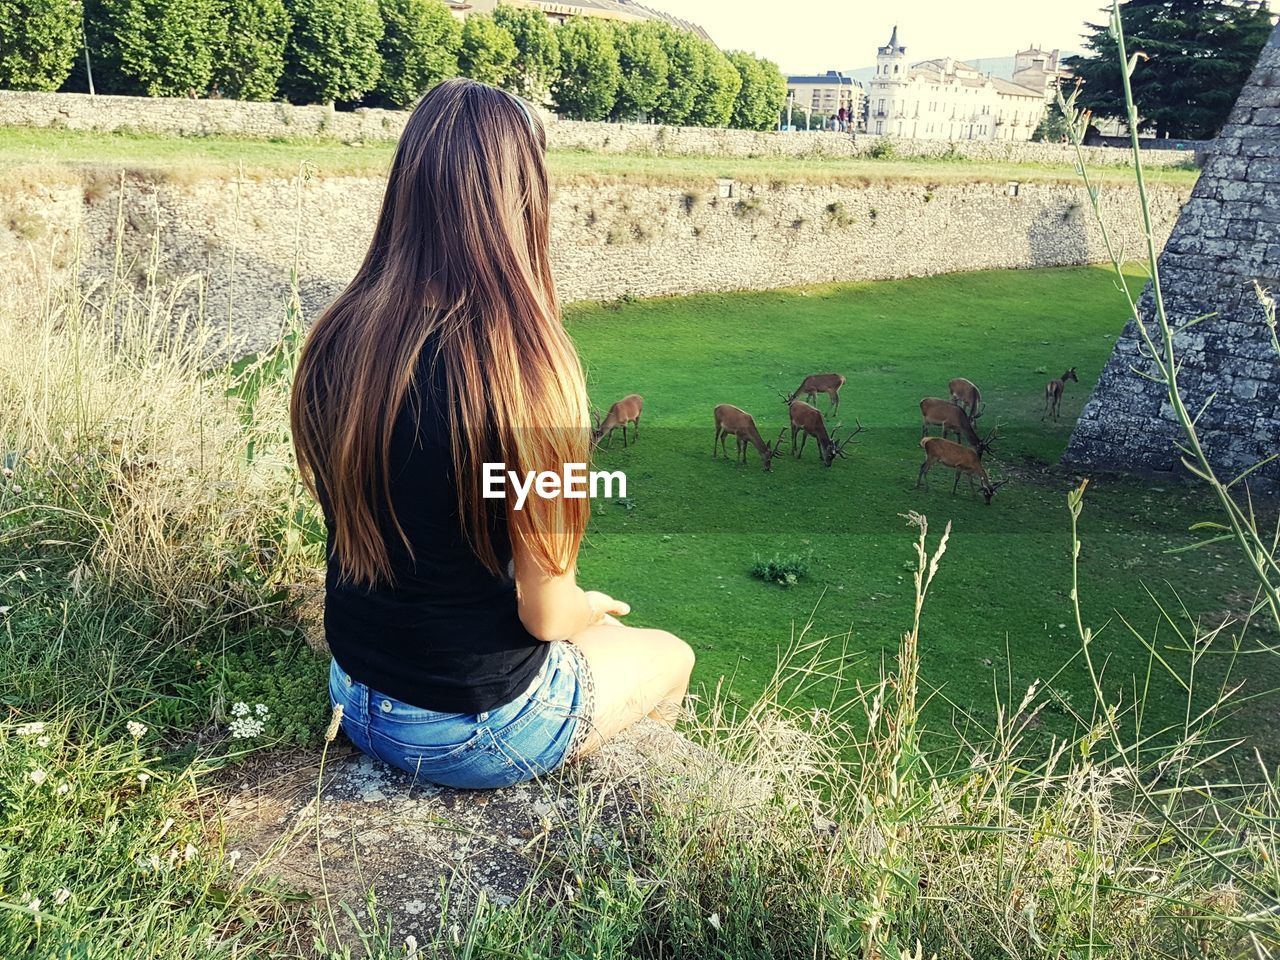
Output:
top-left (317, 346), bottom-right (548, 713)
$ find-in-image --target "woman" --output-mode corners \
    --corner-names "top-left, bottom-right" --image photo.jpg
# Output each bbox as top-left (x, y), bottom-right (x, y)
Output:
top-left (290, 79), bottom-right (694, 790)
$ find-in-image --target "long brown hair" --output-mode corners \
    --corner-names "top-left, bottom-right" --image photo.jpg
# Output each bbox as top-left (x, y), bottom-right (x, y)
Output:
top-left (290, 78), bottom-right (589, 586)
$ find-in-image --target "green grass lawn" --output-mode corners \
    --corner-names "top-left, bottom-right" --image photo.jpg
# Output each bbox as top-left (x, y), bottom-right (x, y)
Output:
top-left (566, 265), bottom-right (1279, 753)
top-left (0, 126), bottom-right (1201, 189)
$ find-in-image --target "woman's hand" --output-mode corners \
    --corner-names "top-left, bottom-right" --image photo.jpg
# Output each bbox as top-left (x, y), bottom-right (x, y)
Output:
top-left (584, 591), bottom-right (630, 625)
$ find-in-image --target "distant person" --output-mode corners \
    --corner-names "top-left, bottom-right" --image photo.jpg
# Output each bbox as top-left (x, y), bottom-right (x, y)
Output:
top-left (290, 79), bottom-right (695, 790)
top-left (838, 106), bottom-right (848, 132)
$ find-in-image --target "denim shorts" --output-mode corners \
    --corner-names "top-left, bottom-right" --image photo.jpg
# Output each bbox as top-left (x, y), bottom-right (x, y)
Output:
top-left (328, 641), bottom-right (594, 790)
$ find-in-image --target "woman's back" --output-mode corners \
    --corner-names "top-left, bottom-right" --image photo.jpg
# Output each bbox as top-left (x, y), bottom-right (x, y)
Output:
top-left (320, 346), bottom-right (547, 713)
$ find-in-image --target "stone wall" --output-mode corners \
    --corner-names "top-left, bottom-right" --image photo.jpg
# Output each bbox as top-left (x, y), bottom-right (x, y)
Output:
top-left (0, 89), bottom-right (1198, 168)
top-left (1063, 23), bottom-right (1280, 491)
top-left (0, 169), bottom-right (1189, 358)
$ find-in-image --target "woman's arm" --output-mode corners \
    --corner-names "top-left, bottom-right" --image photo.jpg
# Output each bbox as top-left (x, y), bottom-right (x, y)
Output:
top-left (512, 534), bottom-right (630, 642)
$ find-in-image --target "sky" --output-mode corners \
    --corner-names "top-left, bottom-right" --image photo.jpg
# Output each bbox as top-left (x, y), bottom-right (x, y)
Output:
top-left (635, 0), bottom-right (1113, 73)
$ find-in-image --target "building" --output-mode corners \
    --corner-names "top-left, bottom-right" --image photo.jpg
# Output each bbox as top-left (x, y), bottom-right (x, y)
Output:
top-left (459, 0), bottom-right (712, 41)
top-left (1011, 46), bottom-right (1071, 95)
top-left (866, 26), bottom-right (1048, 140)
top-left (785, 71), bottom-right (864, 126)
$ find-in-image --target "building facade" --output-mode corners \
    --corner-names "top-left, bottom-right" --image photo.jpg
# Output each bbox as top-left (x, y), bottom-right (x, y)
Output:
top-left (785, 71), bottom-right (864, 127)
top-left (866, 26), bottom-right (1048, 141)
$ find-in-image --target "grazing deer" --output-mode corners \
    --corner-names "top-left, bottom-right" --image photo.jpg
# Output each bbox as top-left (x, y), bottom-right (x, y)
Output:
top-left (785, 373), bottom-right (845, 417)
top-left (712, 404), bottom-right (786, 472)
top-left (948, 377), bottom-right (984, 420)
top-left (592, 394), bottom-right (643, 448)
top-left (788, 400), bottom-right (862, 467)
top-left (917, 436), bottom-right (1009, 505)
top-left (1042, 367), bottom-right (1078, 422)
top-left (919, 398), bottom-right (995, 456)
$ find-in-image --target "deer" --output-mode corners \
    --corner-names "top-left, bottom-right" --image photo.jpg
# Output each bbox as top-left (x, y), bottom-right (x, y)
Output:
top-left (1042, 367), bottom-right (1078, 422)
top-left (919, 398), bottom-right (996, 457)
top-left (712, 404), bottom-right (786, 472)
top-left (917, 436), bottom-right (1009, 505)
top-left (591, 394), bottom-right (643, 448)
top-left (785, 373), bottom-right (845, 418)
top-left (788, 400), bottom-right (862, 467)
top-left (948, 377), bottom-right (984, 420)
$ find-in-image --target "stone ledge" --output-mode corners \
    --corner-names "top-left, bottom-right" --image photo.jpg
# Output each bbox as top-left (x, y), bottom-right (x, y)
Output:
top-left (215, 718), bottom-right (760, 944)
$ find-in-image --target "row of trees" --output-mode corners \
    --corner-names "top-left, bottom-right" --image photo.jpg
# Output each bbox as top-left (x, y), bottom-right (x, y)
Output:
top-left (0, 0), bottom-right (787, 128)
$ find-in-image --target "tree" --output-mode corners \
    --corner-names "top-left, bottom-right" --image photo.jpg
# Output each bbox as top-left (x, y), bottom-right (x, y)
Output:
top-left (686, 46), bottom-right (740, 127)
top-left (1066, 0), bottom-right (1272, 140)
top-left (550, 16), bottom-right (619, 120)
top-left (211, 0), bottom-right (291, 100)
top-left (85, 0), bottom-right (226, 96)
top-left (375, 0), bottom-right (459, 107)
top-left (651, 25), bottom-right (704, 124)
top-left (492, 4), bottom-right (557, 101)
top-left (610, 20), bottom-right (667, 120)
top-left (281, 0), bottom-right (383, 104)
top-left (0, 0), bottom-right (83, 91)
top-left (727, 50), bottom-right (786, 130)
top-left (457, 12), bottom-right (516, 88)
top-left (1031, 97), bottom-right (1073, 142)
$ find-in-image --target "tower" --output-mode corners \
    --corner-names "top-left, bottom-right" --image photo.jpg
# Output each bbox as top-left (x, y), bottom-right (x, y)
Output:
top-left (876, 25), bottom-right (907, 80)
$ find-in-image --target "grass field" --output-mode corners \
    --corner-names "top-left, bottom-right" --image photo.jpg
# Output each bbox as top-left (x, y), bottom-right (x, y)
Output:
top-left (566, 264), bottom-right (1279, 753)
top-left (0, 126), bottom-right (1202, 189)
top-left (3, 247), bottom-right (1277, 956)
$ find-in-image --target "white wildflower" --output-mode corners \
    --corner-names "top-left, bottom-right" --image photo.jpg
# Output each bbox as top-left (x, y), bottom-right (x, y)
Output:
top-left (227, 850), bottom-right (241, 869)
top-left (229, 715), bottom-right (266, 739)
top-left (231, 702), bottom-right (250, 717)
top-left (254, 703), bottom-right (269, 716)
top-left (137, 772), bottom-right (151, 787)
top-left (404, 934), bottom-right (419, 958)
top-left (126, 720), bottom-right (148, 739)
top-left (53, 889), bottom-right (70, 907)
top-left (29, 769), bottom-right (47, 786)
top-left (11, 484), bottom-right (22, 494)
top-left (157, 816), bottom-right (175, 839)
top-left (26, 897), bottom-right (39, 913)
top-left (707, 912), bottom-right (722, 931)
top-left (183, 842), bottom-right (198, 861)
top-left (16, 722), bottom-right (45, 737)
top-left (56, 782), bottom-right (69, 795)
top-left (35, 735), bottom-right (50, 748)
top-left (147, 853), bottom-right (161, 871)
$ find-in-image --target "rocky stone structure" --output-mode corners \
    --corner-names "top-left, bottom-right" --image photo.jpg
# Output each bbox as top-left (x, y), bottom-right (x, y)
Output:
top-left (0, 89), bottom-right (1198, 167)
top-left (1064, 24), bottom-right (1280, 490)
top-left (219, 719), bottom-right (764, 945)
top-left (1, 171), bottom-right (1189, 357)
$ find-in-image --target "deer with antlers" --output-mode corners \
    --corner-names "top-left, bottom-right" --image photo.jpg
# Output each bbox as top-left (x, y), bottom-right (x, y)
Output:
top-left (591, 394), bottom-right (643, 448)
top-left (788, 400), bottom-right (862, 467)
top-left (917, 436), bottom-right (1008, 505)
top-left (948, 377), bottom-right (983, 420)
top-left (1042, 367), bottom-right (1078, 422)
top-left (785, 373), bottom-right (845, 418)
top-left (712, 404), bottom-right (786, 472)
top-left (919, 398), bottom-right (995, 456)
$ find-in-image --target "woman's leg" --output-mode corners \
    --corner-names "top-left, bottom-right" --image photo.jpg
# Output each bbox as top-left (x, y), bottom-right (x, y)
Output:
top-left (568, 621), bottom-right (695, 758)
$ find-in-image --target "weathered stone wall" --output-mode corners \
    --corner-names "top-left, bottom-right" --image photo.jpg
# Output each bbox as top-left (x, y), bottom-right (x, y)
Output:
top-left (0, 170), bottom-right (1189, 357)
top-left (0, 89), bottom-right (1198, 168)
top-left (1064, 23), bottom-right (1280, 491)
